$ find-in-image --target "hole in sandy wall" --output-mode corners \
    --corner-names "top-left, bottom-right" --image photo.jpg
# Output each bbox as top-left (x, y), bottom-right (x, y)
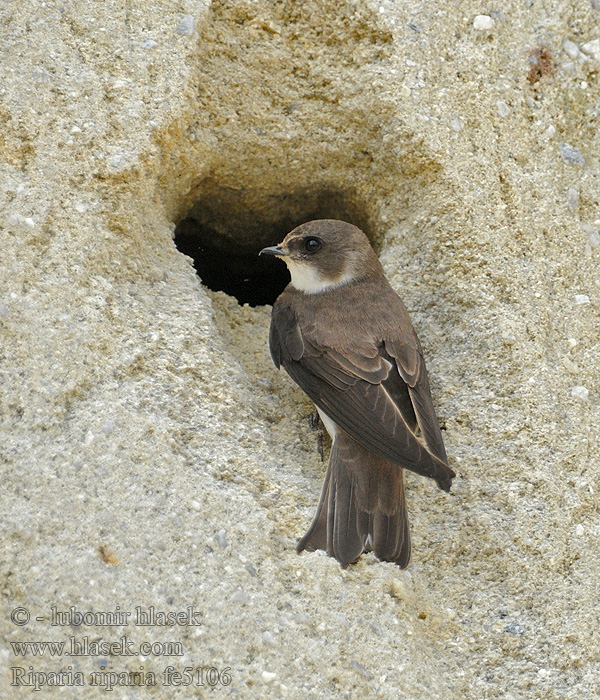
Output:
top-left (173, 180), bottom-right (373, 306)
top-left (163, 1), bottom-right (443, 307)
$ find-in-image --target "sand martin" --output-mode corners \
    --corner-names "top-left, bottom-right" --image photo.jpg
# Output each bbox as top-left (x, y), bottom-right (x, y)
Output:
top-left (261, 220), bottom-right (454, 568)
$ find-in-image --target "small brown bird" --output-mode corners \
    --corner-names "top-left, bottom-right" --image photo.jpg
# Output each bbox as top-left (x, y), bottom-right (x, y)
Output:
top-left (260, 220), bottom-right (454, 568)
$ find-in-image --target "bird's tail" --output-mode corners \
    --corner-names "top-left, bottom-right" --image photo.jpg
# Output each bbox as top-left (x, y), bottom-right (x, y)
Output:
top-left (296, 433), bottom-right (411, 568)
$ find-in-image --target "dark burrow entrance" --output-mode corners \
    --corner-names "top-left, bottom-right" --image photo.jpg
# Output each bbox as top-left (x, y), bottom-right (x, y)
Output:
top-left (173, 183), bottom-right (372, 306)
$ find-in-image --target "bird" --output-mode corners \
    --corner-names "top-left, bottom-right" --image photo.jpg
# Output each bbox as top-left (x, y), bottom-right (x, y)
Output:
top-left (260, 219), bottom-right (454, 568)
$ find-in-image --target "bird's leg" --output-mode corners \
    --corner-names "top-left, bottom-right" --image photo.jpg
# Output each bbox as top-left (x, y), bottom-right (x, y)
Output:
top-left (308, 411), bottom-right (325, 462)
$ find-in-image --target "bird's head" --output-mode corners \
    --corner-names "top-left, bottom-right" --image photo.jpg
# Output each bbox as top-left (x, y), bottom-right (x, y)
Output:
top-left (259, 219), bottom-right (380, 294)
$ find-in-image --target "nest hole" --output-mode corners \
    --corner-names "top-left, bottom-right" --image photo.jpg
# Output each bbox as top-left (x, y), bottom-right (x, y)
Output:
top-left (173, 182), bottom-right (372, 306)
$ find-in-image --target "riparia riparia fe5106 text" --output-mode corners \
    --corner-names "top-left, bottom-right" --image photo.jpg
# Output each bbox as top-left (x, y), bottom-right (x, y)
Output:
top-left (260, 220), bottom-right (454, 568)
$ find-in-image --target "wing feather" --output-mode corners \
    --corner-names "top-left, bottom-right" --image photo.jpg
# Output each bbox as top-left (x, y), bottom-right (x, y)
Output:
top-left (270, 301), bottom-right (454, 490)
top-left (385, 339), bottom-right (448, 464)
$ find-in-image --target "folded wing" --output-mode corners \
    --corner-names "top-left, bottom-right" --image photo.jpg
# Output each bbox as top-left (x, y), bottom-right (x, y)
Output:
top-left (270, 305), bottom-right (455, 491)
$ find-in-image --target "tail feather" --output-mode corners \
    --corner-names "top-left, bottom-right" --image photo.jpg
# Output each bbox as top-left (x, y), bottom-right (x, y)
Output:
top-left (327, 457), bottom-right (365, 567)
top-left (297, 433), bottom-right (411, 568)
top-left (372, 506), bottom-right (411, 568)
top-left (296, 462), bottom-right (332, 555)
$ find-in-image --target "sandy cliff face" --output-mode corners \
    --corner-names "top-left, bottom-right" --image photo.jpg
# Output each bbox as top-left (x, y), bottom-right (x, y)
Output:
top-left (1, 1), bottom-right (599, 697)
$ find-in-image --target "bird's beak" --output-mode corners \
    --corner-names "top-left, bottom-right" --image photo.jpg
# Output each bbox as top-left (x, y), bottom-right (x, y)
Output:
top-left (259, 245), bottom-right (286, 257)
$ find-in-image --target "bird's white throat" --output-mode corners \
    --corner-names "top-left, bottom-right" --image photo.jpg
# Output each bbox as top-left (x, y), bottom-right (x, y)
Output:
top-left (285, 259), bottom-right (355, 294)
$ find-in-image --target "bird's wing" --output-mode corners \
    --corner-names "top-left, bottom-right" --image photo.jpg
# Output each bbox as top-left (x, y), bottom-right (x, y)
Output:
top-left (384, 338), bottom-right (448, 465)
top-left (270, 304), bottom-right (454, 490)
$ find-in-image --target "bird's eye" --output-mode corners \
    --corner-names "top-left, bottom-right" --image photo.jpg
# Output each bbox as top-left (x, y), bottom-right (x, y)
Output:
top-left (304, 237), bottom-right (322, 253)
